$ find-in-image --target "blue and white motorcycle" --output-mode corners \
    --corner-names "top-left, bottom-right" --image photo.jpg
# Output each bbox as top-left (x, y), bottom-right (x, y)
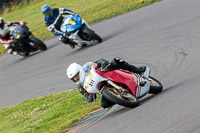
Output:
top-left (60, 14), bottom-right (102, 48)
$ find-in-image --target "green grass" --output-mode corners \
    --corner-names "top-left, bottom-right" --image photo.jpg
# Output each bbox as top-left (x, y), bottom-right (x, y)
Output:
top-left (0, 0), bottom-right (161, 54)
top-left (0, 44), bottom-right (6, 54)
top-left (0, 89), bottom-right (101, 133)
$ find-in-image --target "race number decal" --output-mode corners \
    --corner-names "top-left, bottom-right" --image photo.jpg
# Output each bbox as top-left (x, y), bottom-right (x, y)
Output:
top-left (69, 20), bottom-right (76, 25)
top-left (89, 79), bottom-right (94, 87)
top-left (84, 72), bottom-right (93, 90)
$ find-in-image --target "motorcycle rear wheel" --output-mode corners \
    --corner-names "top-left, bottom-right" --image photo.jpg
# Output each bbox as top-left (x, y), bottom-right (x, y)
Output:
top-left (102, 86), bottom-right (140, 108)
top-left (29, 36), bottom-right (47, 51)
top-left (80, 26), bottom-right (102, 43)
top-left (149, 76), bottom-right (163, 94)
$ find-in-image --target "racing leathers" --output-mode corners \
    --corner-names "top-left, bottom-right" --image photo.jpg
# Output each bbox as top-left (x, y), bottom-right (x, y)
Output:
top-left (0, 21), bottom-right (26, 54)
top-left (77, 57), bottom-right (146, 108)
top-left (43, 8), bottom-right (75, 48)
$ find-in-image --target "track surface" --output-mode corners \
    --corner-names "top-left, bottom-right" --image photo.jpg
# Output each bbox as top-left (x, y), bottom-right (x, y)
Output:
top-left (1, 0), bottom-right (200, 132)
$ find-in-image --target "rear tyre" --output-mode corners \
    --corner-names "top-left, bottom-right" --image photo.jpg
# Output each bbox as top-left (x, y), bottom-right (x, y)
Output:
top-left (149, 76), bottom-right (163, 94)
top-left (30, 36), bottom-right (47, 51)
top-left (80, 26), bottom-right (102, 43)
top-left (102, 86), bottom-right (139, 108)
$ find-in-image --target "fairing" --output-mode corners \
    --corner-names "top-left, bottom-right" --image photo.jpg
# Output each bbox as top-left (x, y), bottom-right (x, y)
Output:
top-left (60, 15), bottom-right (82, 33)
top-left (93, 63), bottom-right (140, 96)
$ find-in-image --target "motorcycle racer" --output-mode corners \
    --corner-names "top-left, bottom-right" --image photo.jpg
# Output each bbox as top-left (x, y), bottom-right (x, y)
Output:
top-left (41, 4), bottom-right (76, 49)
top-left (0, 17), bottom-right (26, 54)
top-left (66, 57), bottom-right (146, 108)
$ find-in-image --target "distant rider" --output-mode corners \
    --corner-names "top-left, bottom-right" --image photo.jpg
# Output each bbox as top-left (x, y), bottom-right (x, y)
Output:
top-left (41, 4), bottom-right (76, 49)
top-left (66, 57), bottom-right (146, 108)
top-left (0, 17), bottom-right (26, 54)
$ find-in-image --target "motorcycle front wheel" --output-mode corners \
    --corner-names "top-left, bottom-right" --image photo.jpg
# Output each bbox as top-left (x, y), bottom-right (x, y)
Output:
top-left (149, 76), bottom-right (163, 94)
top-left (29, 35), bottom-right (47, 51)
top-left (79, 26), bottom-right (102, 43)
top-left (102, 86), bottom-right (139, 108)
top-left (18, 52), bottom-right (29, 57)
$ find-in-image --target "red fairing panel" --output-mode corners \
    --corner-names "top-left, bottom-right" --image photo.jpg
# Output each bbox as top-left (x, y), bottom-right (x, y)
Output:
top-left (93, 63), bottom-right (139, 96)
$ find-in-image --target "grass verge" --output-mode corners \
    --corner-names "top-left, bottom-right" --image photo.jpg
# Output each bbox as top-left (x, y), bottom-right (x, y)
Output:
top-left (0, 44), bottom-right (6, 55)
top-left (0, 0), bottom-right (161, 54)
top-left (0, 89), bottom-right (101, 132)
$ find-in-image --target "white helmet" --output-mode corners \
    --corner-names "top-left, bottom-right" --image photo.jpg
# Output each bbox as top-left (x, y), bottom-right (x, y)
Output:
top-left (66, 63), bottom-right (82, 83)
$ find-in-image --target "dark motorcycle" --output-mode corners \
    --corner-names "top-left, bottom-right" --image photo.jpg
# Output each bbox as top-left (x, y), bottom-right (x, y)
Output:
top-left (10, 24), bottom-right (47, 56)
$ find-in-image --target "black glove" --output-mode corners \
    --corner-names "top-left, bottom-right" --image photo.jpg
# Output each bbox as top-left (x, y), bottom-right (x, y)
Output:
top-left (86, 94), bottom-right (96, 102)
top-left (109, 57), bottom-right (125, 70)
top-left (137, 66), bottom-right (146, 74)
top-left (95, 58), bottom-right (110, 70)
top-left (78, 84), bottom-right (86, 95)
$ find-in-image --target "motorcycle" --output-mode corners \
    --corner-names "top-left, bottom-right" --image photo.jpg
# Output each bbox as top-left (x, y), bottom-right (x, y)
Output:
top-left (83, 62), bottom-right (163, 108)
top-left (60, 14), bottom-right (102, 48)
top-left (9, 24), bottom-right (47, 57)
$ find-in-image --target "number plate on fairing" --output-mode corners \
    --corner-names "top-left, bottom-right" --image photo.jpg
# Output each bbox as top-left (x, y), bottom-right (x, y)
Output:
top-left (83, 67), bottom-right (106, 94)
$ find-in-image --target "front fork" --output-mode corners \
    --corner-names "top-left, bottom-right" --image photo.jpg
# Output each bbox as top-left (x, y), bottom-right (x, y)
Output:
top-left (106, 80), bottom-right (132, 98)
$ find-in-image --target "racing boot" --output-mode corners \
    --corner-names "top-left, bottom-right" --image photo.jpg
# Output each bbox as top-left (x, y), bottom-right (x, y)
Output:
top-left (119, 62), bottom-right (146, 75)
top-left (68, 41), bottom-right (75, 49)
top-left (110, 57), bottom-right (146, 74)
top-left (69, 44), bottom-right (75, 49)
top-left (135, 66), bottom-right (146, 74)
top-left (100, 95), bottom-right (115, 109)
top-left (59, 36), bottom-right (75, 49)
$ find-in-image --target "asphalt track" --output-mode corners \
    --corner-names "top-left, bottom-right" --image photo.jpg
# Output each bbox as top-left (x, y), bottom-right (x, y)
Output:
top-left (1, 0), bottom-right (200, 132)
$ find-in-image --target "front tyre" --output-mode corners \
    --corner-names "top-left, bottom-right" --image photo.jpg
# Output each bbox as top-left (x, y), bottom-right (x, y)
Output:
top-left (149, 76), bottom-right (163, 94)
top-left (102, 86), bottom-right (139, 108)
top-left (18, 52), bottom-right (29, 57)
top-left (79, 26), bottom-right (102, 43)
top-left (29, 35), bottom-right (47, 51)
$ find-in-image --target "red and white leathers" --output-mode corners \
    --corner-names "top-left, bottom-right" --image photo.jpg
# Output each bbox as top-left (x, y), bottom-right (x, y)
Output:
top-left (0, 21), bottom-right (26, 54)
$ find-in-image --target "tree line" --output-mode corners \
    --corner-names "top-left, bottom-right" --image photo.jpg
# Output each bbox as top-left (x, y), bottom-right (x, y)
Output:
top-left (0, 0), bottom-right (21, 13)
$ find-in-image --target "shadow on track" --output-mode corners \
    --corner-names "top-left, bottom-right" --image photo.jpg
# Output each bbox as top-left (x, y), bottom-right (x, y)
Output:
top-left (62, 32), bottom-right (124, 57)
top-left (106, 106), bottom-right (133, 117)
top-left (140, 75), bottom-right (200, 105)
top-left (5, 51), bottom-right (43, 65)
top-left (62, 42), bottom-right (102, 57)
top-left (101, 78), bottom-right (192, 117)
top-left (46, 43), bottom-right (59, 50)
top-left (102, 32), bottom-right (121, 42)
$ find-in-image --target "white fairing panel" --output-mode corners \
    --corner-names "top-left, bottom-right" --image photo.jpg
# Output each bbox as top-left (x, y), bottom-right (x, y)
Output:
top-left (83, 67), bottom-right (105, 94)
top-left (138, 67), bottom-right (151, 97)
top-left (139, 80), bottom-right (150, 97)
top-left (0, 24), bottom-right (9, 37)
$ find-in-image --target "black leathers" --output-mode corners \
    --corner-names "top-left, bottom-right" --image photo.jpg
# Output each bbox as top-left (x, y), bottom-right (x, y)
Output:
top-left (95, 57), bottom-right (146, 74)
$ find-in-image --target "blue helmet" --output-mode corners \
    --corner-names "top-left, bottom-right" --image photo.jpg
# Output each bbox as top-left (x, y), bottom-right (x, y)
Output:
top-left (41, 4), bottom-right (53, 17)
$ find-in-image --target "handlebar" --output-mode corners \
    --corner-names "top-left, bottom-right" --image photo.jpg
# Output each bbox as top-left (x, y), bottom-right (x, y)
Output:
top-left (96, 64), bottom-right (110, 72)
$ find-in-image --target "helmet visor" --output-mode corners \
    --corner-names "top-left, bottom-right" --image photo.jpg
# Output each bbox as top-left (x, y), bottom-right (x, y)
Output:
top-left (71, 73), bottom-right (79, 83)
top-left (44, 9), bottom-right (52, 17)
